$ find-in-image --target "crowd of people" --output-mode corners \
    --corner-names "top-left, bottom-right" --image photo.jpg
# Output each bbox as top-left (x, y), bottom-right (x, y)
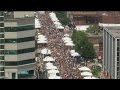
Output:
top-left (37, 11), bottom-right (82, 79)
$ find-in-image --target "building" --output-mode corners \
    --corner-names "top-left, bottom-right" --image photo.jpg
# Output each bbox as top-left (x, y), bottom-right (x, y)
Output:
top-left (0, 11), bottom-right (4, 79)
top-left (0, 11), bottom-right (36, 79)
top-left (67, 11), bottom-right (120, 25)
top-left (103, 27), bottom-right (120, 79)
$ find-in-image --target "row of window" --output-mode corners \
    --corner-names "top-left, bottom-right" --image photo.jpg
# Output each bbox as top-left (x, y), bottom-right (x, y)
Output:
top-left (0, 67), bottom-right (4, 71)
top-left (5, 59), bottom-right (35, 66)
top-left (0, 17), bottom-right (4, 21)
top-left (0, 72), bottom-right (4, 76)
top-left (0, 23), bottom-right (4, 27)
top-left (0, 12), bottom-right (4, 16)
top-left (0, 34), bottom-right (4, 38)
top-left (5, 25), bottom-right (34, 32)
top-left (0, 56), bottom-right (4, 60)
top-left (0, 36), bottom-right (35, 43)
top-left (0, 28), bottom-right (4, 32)
top-left (0, 47), bottom-right (35, 55)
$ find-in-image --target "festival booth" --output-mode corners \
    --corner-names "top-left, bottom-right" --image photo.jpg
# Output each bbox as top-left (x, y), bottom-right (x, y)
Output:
top-left (41, 48), bottom-right (51, 58)
top-left (48, 75), bottom-right (61, 79)
top-left (47, 69), bottom-right (60, 78)
top-left (78, 67), bottom-right (91, 72)
top-left (81, 72), bottom-right (93, 77)
top-left (43, 56), bottom-right (55, 64)
top-left (83, 76), bottom-right (97, 79)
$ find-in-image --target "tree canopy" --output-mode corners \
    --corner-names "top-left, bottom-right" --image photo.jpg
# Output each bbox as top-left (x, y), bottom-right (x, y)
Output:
top-left (72, 30), bottom-right (96, 60)
top-left (86, 24), bottom-right (102, 35)
top-left (55, 11), bottom-right (70, 26)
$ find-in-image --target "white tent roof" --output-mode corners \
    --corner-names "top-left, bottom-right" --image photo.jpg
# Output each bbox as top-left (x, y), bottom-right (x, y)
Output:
top-left (35, 18), bottom-right (41, 29)
top-left (47, 69), bottom-right (59, 74)
top-left (57, 25), bottom-right (64, 29)
top-left (79, 67), bottom-right (91, 71)
top-left (65, 42), bottom-right (75, 46)
top-left (64, 40), bottom-right (73, 43)
top-left (62, 37), bottom-right (72, 41)
top-left (46, 65), bottom-right (58, 70)
top-left (64, 34), bottom-right (70, 37)
top-left (48, 75), bottom-right (61, 79)
top-left (41, 48), bottom-right (51, 55)
top-left (37, 40), bottom-right (47, 43)
top-left (43, 56), bottom-right (55, 62)
top-left (70, 50), bottom-right (76, 54)
top-left (45, 62), bottom-right (54, 67)
top-left (71, 52), bottom-right (80, 57)
top-left (81, 72), bottom-right (93, 77)
top-left (83, 76), bottom-right (97, 79)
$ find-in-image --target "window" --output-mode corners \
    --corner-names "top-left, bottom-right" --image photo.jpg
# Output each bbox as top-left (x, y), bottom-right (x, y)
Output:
top-left (0, 67), bottom-right (4, 71)
top-left (0, 56), bottom-right (4, 60)
top-left (0, 72), bottom-right (4, 76)
top-left (0, 39), bottom-right (5, 43)
top-left (5, 25), bottom-right (34, 32)
top-left (0, 17), bottom-right (4, 21)
top-left (5, 50), bottom-right (17, 55)
top-left (0, 34), bottom-right (4, 38)
top-left (117, 47), bottom-right (119, 51)
top-left (117, 52), bottom-right (119, 56)
top-left (5, 59), bottom-right (35, 66)
top-left (0, 12), bottom-right (4, 15)
top-left (0, 28), bottom-right (4, 32)
top-left (0, 61), bottom-right (4, 66)
top-left (117, 57), bottom-right (119, 62)
top-left (0, 45), bottom-right (4, 49)
top-left (5, 61), bottom-right (17, 66)
top-left (5, 36), bottom-right (34, 43)
top-left (0, 23), bottom-right (4, 27)
top-left (0, 50), bottom-right (4, 54)
top-left (12, 73), bottom-right (16, 79)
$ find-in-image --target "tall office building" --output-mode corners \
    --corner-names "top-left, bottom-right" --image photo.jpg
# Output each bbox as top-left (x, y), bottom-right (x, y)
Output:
top-left (0, 11), bottom-right (5, 79)
top-left (0, 11), bottom-right (36, 79)
top-left (103, 27), bottom-right (120, 79)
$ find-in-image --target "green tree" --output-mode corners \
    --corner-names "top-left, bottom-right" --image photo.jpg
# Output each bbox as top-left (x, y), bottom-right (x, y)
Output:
top-left (55, 11), bottom-right (70, 25)
top-left (86, 24), bottom-right (101, 35)
top-left (72, 31), bottom-right (96, 60)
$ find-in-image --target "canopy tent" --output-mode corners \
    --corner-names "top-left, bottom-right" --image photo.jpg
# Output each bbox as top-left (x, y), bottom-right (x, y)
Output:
top-left (43, 56), bottom-right (55, 62)
top-left (65, 42), bottom-right (75, 47)
top-left (81, 72), bottom-right (93, 77)
top-left (37, 40), bottom-right (48, 44)
top-left (38, 35), bottom-right (46, 38)
top-left (64, 40), bottom-right (73, 43)
top-left (35, 18), bottom-right (41, 29)
top-left (71, 52), bottom-right (80, 57)
top-left (64, 34), bottom-right (70, 37)
top-left (45, 62), bottom-right (54, 67)
top-left (62, 37), bottom-right (72, 41)
top-left (47, 69), bottom-right (59, 74)
top-left (48, 75), bottom-right (61, 79)
top-left (41, 48), bottom-right (51, 55)
top-left (70, 50), bottom-right (76, 54)
top-left (45, 65), bottom-right (58, 70)
top-left (57, 25), bottom-right (64, 30)
top-left (83, 76), bottom-right (97, 79)
top-left (79, 67), bottom-right (91, 72)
